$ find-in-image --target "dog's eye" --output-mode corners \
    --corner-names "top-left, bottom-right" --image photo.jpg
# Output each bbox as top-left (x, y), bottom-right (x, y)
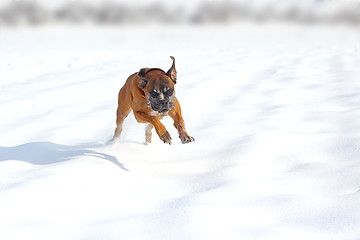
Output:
top-left (166, 89), bottom-right (173, 96)
top-left (150, 90), bottom-right (159, 98)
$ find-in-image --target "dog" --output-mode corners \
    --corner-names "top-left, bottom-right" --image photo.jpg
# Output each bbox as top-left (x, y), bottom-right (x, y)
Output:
top-left (112, 56), bottom-right (194, 145)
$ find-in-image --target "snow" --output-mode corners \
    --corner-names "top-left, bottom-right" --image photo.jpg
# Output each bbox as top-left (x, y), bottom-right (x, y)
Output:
top-left (1, 24), bottom-right (360, 240)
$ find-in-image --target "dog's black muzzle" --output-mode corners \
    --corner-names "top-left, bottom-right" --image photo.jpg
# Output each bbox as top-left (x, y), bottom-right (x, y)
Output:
top-left (151, 100), bottom-right (174, 114)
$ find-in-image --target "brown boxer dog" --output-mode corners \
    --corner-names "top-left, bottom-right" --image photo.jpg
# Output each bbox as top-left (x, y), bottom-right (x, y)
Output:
top-left (112, 56), bottom-right (194, 145)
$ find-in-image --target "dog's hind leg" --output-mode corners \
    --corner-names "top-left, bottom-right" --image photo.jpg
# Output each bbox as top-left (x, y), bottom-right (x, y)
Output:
top-left (112, 102), bottom-right (131, 142)
top-left (145, 124), bottom-right (154, 143)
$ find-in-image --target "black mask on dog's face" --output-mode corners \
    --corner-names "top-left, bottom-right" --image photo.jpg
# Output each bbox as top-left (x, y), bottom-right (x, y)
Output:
top-left (137, 56), bottom-right (177, 114)
top-left (147, 84), bottom-right (175, 114)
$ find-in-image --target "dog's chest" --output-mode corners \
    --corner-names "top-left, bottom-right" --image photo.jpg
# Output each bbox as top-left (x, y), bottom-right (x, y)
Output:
top-left (148, 110), bottom-right (159, 116)
top-left (148, 110), bottom-right (168, 117)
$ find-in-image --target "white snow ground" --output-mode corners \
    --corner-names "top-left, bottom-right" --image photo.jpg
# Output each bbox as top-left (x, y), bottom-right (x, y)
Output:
top-left (1, 24), bottom-right (360, 240)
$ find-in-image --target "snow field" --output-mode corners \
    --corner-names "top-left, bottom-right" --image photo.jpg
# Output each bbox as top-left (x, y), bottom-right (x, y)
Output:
top-left (1, 24), bottom-right (360, 239)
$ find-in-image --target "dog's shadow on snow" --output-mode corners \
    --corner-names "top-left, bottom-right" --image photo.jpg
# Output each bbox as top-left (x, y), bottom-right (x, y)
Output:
top-left (0, 142), bottom-right (128, 171)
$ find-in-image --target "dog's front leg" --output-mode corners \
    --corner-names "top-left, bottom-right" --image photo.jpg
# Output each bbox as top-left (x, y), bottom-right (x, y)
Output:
top-left (133, 111), bottom-right (172, 144)
top-left (169, 112), bottom-right (195, 144)
top-left (145, 124), bottom-right (154, 143)
top-left (169, 100), bottom-right (195, 144)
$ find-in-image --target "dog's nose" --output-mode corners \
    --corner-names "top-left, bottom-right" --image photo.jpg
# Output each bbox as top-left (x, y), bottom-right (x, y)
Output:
top-left (159, 99), bottom-right (167, 105)
top-left (159, 100), bottom-right (169, 109)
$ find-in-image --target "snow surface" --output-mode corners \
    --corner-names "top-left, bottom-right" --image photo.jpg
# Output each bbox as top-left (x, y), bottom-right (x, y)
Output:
top-left (1, 24), bottom-right (360, 240)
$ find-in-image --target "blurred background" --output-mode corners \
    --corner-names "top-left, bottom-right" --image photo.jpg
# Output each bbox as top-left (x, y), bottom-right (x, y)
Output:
top-left (0, 0), bottom-right (360, 27)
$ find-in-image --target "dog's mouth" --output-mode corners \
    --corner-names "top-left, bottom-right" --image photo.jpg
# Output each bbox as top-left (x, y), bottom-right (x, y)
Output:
top-left (151, 105), bottom-right (169, 114)
top-left (150, 103), bottom-right (172, 114)
top-left (159, 109), bottom-right (169, 114)
top-left (147, 95), bottom-right (174, 115)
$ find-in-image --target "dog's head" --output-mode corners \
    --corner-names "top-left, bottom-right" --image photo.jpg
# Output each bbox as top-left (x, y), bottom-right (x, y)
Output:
top-left (137, 56), bottom-right (177, 114)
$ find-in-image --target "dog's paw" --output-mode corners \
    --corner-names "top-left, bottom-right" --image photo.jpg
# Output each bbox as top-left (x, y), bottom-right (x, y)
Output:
top-left (108, 137), bottom-right (118, 145)
top-left (160, 131), bottom-right (172, 145)
top-left (180, 135), bottom-right (195, 144)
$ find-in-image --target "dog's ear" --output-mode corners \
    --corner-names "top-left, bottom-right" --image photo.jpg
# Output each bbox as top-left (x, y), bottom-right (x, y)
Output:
top-left (138, 68), bottom-right (149, 88)
top-left (166, 56), bottom-right (177, 84)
